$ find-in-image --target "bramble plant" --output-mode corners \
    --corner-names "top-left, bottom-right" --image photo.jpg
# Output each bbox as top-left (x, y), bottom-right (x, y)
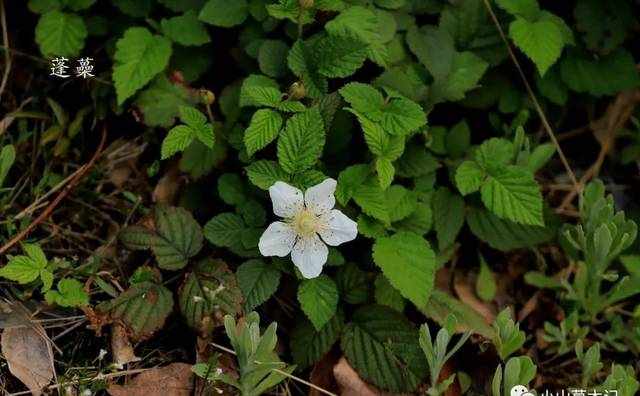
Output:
top-left (1, 0), bottom-right (640, 394)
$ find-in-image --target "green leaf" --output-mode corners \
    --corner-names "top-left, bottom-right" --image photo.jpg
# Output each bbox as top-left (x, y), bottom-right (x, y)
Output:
top-left (277, 108), bottom-right (325, 174)
top-left (35, 11), bottom-right (87, 57)
top-left (324, 6), bottom-right (388, 66)
top-left (161, 10), bottom-right (210, 46)
top-left (96, 281), bottom-right (173, 340)
top-left (495, 0), bottom-right (539, 20)
top-left (239, 74), bottom-right (282, 108)
top-left (341, 305), bottom-right (427, 393)
top-left (509, 16), bottom-right (565, 76)
top-left (135, 76), bottom-right (197, 128)
top-left (245, 160), bottom-right (289, 190)
top-left (475, 138), bottom-right (514, 169)
top-left (161, 125), bottom-right (194, 159)
top-left (375, 158), bottom-right (394, 190)
top-left (217, 173), bottom-right (246, 206)
top-left (179, 258), bottom-right (242, 331)
top-left (112, 0), bottom-right (152, 17)
top-left (432, 188), bottom-right (465, 250)
top-left (406, 26), bottom-right (455, 80)
top-left (353, 183), bottom-right (390, 224)
top-left (203, 213), bottom-right (247, 247)
top-left (476, 256), bottom-right (497, 302)
top-left (446, 120), bottom-right (471, 158)
top-left (291, 311), bottom-right (344, 369)
top-left (44, 278), bottom-right (89, 307)
top-left (244, 109), bottom-right (283, 157)
top-left (287, 40), bottom-right (328, 98)
top-left (336, 164), bottom-right (371, 206)
top-left (339, 82), bottom-right (384, 120)
top-left (574, 0), bottom-right (634, 54)
top-left (380, 97), bottom-right (426, 136)
top-left (237, 259), bottom-right (280, 312)
top-left (258, 40), bottom-right (289, 78)
top-left (386, 185), bottom-right (417, 222)
top-left (467, 206), bottom-right (554, 251)
top-left (481, 165), bottom-right (544, 226)
top-left (158, 0), bottom-right (205, 12)
top-left (199, 0), bottom-right (248, 27)
top-left (0, 256), bottom-right (45, 284)
top-left (373, 232), bottom-right (436, 308)
top-left (455, 160), bottom-right (485, 195)
top-left (298, 275), bottom-right (339, 331)
top-left (431, 51), bottom-right (489, 102)
top-left (560, 49), bottom-right (640, 96)
top-left (0, 145), bottom-right (16, 188)
top-left (113, 27), bottom-right (172, 105)
top-left (374, 274), bottom-right (405, 312)
top-left (315, 33), bottom-right (368, 78)
top-left (119, 206), bottom-right (203, 270)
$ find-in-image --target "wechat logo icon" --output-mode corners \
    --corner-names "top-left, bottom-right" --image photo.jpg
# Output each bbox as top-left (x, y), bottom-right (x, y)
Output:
top-left (511, 385), bottom-right (535, 396)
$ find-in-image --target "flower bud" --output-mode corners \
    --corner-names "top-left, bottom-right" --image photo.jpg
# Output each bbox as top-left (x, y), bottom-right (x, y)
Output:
top-left (200, 89), bottom-right (215, 105)
top-left (288, 82), bottom-right (306, 100)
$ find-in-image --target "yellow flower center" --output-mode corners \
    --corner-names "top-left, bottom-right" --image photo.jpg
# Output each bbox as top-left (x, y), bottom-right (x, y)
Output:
top-left (292, 209), bottom-right (320, 237)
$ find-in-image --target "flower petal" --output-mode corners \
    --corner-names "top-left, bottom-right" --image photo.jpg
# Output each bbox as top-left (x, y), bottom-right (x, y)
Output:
top-left (258, 222), bottom-right (296, 257)
top-left (269, 181), bottom-right (303, 218)
top-left (318, 209), bottom-right (358, 246)
top-left (291, 234), bottom-right (328, 278)
top-left (304, 178), bottom-right (337, 215)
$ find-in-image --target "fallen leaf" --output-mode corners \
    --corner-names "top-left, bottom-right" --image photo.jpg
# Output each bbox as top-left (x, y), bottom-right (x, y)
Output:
top-left (111, 322), bottom-right (140, 367)
top-left (333, 357), bottom-right (405, 396)
top-left (107, 363), bottom-right (194, 396)
top-left (453, 273), bottom-right (497, 324)
top-left (1, 325), bottom-right (55, 395)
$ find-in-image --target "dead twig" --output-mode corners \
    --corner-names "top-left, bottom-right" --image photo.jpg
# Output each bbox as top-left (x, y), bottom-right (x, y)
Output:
top-left (0, 125), bottom-right (108, 257)
top-left (0, 0), bottom-right (11, 101)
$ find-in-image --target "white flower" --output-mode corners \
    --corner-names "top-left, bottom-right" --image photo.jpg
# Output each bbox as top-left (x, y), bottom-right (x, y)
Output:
top-left (258, 178), bottom-right (357, 278)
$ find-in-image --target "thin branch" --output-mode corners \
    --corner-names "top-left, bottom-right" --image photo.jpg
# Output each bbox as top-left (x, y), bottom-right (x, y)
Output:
top-left (0, 0), bottom-right (11, 101)
top-left (0, 125), bottom-right (108, 257)
top-left (482, 0), bottom-right (579, 190)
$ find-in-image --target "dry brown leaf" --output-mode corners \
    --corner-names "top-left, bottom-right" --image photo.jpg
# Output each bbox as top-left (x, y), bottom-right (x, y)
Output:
top-left (453, 273), bottom-right (497, 324)
top-left (111, 323), bottom-right (140, 367)
top-left (1, 325), bottom-right (55, 395)
top-left (107, 363), bottom-right (194, 396)
top-left (309, 353), bottom-right (339, 396)
top-left (152, 163), bottom-right (182, 205)
top-left (333, 357), bottom-right (406, 396)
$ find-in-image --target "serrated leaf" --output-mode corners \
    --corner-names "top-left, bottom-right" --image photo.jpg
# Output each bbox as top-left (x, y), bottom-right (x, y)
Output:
top-left (217, 173), bottom-right (246, 206)
top-left (353, 183), bottom-right (389, 224)
top-left (239, 74), bottom-right (282, 108)
top-left (406, 26), bottom-right (455, 80)
top-left (291, 311), bottom-right (344, 369)
top-left (287, 40), bottom-right (328, 98)
top-left (375, 158), bottom-right (394, 190)
top-left (431, 51), bottom-right (489, 102)
top-left (374, 275), bottom-right (405, 312)
top-left (379, 97), bottom-right (426, 136)
top-left (161, 10), bottom-right (210, 46)
top-left (246, 160), bottom-right (289, 190)
top-left (467, 206), bottom-right (554, 251)
top-left (298, 275), bottom-right (339, 331)
top-left (237, 259), bottom-right (280, 312)
top-left (199, 0), bottom-right (248, 27)
top-left (96, 281), bottom-right (173, 340)
top-left (119, 206), bottom-right (203, 270)
top-left (44, 278), bottom-right (89, 307)
top-left (315, 33), bottom-right (367, 78)
top-left (277, 108), bottom-right (325, 174)
top-left (432, 188), bottom-right (465, 250)
top-left (244, 109), bottom-right (283, 156)
top-left (161, 125), bottom-right (194, 159)
top-left (0, 256), bottom-right (45, 284)
top-left (339, 82), bottom-right (384, 120)
top-left (495, 0), bottom-right (539, 20)
top-left (509, 16), bottom-right (565, 76)
top-left (113, 27), bottom-right (172, 105)
top-left (386, 185), bottom-right (416, 222)
top-left (373, 232), bottom-right (435, 308)
top-left (203, 212), bottom-right (247, 247)
top-left (179, 258), bottom-right (242, 331)
top-left (35, 11), bottom-right (87, 57)
top-left (258, 40), bottom-right (289, 78)
top-left (481, 165), bottom-right (543, 226)
top-left (336, 164), bottom-right (371, 206)
top-left (341, 305), bottom-right (427, 393)
top-left (455, 160), bottom-right (485, 195)
top-left (135, 75), bottom-right (197, 128)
